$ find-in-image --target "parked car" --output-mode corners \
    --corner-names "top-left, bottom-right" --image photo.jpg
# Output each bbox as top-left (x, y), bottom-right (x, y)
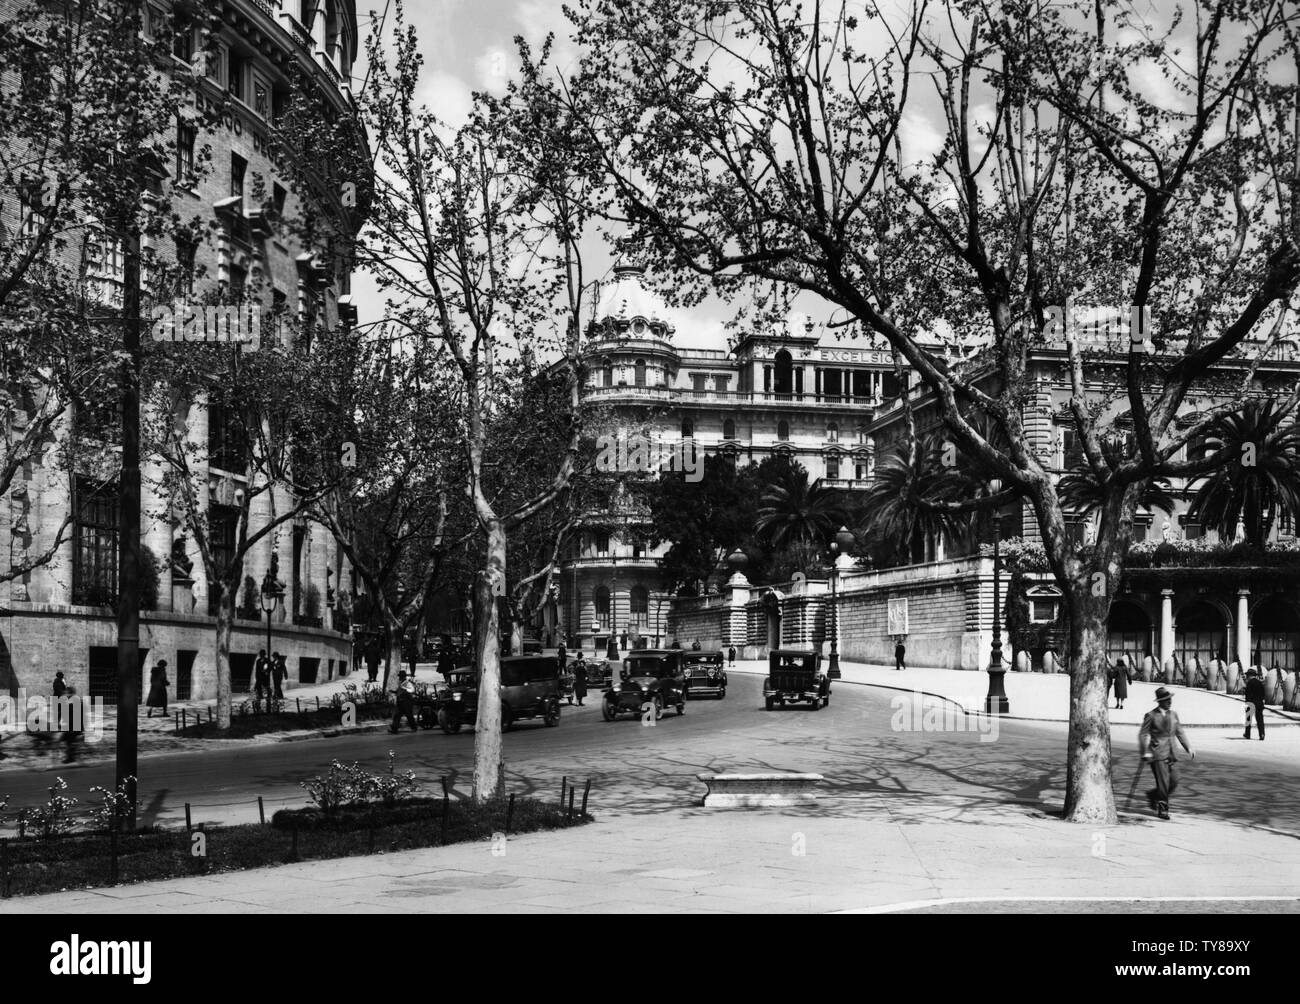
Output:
top-left (434, 656), bottom-right (563, 733)
top-left (603, 649), bottom-right (687, 721)
top-left (520, 638), bottom-right (544, 655)
top-left (763, 649), bottom-right (830, 710)
top-left (683, 650), bottom-right (727, 699)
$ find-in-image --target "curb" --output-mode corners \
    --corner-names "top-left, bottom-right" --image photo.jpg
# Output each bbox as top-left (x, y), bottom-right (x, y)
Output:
top-left (726, 665), bottom-right (1300, 728)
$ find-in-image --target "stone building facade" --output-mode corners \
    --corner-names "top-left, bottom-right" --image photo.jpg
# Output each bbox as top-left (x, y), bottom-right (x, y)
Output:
top-left (0, 0), bottom-right (366, 701)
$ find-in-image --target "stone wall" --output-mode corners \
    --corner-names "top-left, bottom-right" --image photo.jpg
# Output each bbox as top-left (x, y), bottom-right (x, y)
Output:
top-left (2, 603), bottom-right (352, 701)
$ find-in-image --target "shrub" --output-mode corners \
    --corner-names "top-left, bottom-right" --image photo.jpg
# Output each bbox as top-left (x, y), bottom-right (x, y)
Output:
top-left (301, 760), bottom-right (371, 818)
top-left (366, 751), bottom-right (418, 808)
top-left (88, 777), bottom-right (135, 834)
top-left (17, 777), bottom-right (78, 840)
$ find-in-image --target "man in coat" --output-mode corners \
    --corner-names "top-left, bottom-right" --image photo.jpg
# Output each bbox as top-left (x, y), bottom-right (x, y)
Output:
top-left (1138, 687), bottom-right (1195, 819)
top-left (271, 652), bottom-right (287, 700)
top-left (254, 649), bottom-right (271, 701)
top-left (572, 656), bottom-right (588, 707)
top-left (1243, 668), bottom-right (1266, 740)
top-left (390, 670), bottom-right (418, 733)
top-left (895, 640), bottom-right (906, 671)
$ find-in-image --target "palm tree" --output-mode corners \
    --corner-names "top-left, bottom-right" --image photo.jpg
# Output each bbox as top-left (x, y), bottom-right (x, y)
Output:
top-left (1057, 437), bottom-right (1176, 519)
top-left (754, 461), bottom-right (849, 550)
top-left (858, 432), bottom-right (985, 562)
top-left (1186, 401), bottom-right (1300, 547)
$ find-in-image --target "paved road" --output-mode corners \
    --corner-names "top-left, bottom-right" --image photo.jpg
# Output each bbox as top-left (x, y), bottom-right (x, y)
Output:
top-left (3, 677), bottom-right (1298, 837)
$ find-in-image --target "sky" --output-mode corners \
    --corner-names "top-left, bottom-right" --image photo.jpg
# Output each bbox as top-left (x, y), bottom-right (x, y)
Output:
top-left (344, 0), bottom-right (1206, 355)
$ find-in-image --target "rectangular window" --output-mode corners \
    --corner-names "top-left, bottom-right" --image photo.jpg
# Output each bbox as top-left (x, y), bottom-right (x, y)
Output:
top-left (208, 401), bottom-right (249, 474)
top-left (85, 229), bottom-right (125, 308)
top-left (692, 373), bottom-right (707, 394)
top-left (1060, 427), bottom-right (1085, 468)
top-left (272, 183), bottom-right (287, 218)
top-left (228, 261), bottom-right (247, 301)
top-left (18, 192), bottom-right (48, 243)
top-left (73, 479), bottom-right (119, 606)
top-left (715, 375), bottom-right (730, 394)
top-left (172, 15), bottom-right (194, 62)
top-left (825, 455), bottom-right (840, 480)
top-left (230, 153), bottom-right (247, 199)
top-left (175, 120), bottom-right (196, 184)
top-left (209, 504), bottom-right (240, 582)
top-left (228, 52), bottom-right (248, 102)
top-left (175, 237), bottom-right (196, 296)
top-left (595, 532), bottom-right (610, 557)
top-left (855, 461), bottom-right (869, 481)
top-left (254, 80), bottom-right (269, 119)
top-left (1030, 600), bottom-right (1058, 623)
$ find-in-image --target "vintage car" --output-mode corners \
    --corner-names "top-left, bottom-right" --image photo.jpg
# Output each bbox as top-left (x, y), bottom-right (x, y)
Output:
top-left (434, 656), bottom-right (563, 733)
top-left (602, 649), bottom-right (687, 721)
top-left (763, 649), bottom-right (830, 711)
top-left (683, 650), bottom-right (727, 699)
top-left (519, 638), bottom-right (544, 655)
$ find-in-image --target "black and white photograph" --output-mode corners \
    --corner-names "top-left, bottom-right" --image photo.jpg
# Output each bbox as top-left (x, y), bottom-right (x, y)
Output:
top-left (0, 0), bottom-right (1296, 954)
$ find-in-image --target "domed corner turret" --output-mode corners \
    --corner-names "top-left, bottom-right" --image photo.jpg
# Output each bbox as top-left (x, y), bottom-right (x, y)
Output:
top-left (590, 237), bottom-right (677, 344)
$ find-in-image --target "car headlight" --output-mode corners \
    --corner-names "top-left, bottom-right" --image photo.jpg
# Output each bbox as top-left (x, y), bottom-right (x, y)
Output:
top-left (452, 692), bottom-right (463, 701)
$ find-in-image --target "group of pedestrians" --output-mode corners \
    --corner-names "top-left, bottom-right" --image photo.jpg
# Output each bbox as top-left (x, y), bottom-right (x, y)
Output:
top-left (254, 649), bottom-right (288, 701)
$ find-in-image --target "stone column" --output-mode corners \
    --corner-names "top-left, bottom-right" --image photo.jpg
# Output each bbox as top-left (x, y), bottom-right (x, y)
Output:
top-left (1236, 588), bottom-right (1251, 668)
top-left (1159, 588), bottom-right (1175, 670)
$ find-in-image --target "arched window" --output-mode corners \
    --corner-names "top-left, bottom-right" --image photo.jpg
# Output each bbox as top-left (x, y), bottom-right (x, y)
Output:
top-left (629, 585), bottom-right (649, 624)
top-left (723, 418), bottom-right (736, 440)
top-left (681, 418), bottom-right (694, 439)
top-left (774, 349), bottom-right (794, 395)
top-left (777, 420), bottom-right (790, 442)
top-left (634, 358), bottom-right (647, 387)
top-left (601, 357), bottom-right (614, 388)
top-left (593, 585), bottom-right (610, 626)
top-left (827, 422), bottom-right (839, 442)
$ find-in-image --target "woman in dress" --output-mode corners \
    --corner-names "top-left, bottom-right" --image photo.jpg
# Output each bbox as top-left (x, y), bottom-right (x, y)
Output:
top-left (146, 659), bottom-right (170, 717)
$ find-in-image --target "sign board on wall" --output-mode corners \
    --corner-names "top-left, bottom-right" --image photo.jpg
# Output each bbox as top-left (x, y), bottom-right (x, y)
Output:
top-left (887, 597), bottom-right (909, 636)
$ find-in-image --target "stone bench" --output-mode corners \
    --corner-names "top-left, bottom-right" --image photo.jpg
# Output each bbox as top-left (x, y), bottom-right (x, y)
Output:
top-left (697, 772), bottom-right (824, 807)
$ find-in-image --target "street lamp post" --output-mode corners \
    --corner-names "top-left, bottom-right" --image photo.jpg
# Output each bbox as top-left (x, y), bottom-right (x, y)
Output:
top-left (827, 526), bottom-right (855, 680)
top-left (260, 570), bottom-right (281, 697)
top-left (985, 480), bottom-right (1010, 714)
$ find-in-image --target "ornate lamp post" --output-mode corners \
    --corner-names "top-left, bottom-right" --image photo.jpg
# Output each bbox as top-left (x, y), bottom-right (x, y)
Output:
top-left (260, 568), bottom-right (282, 680)
top-left (985, 480), bottom-right (1010, 714)
top-left (827, 526), bottom-right (855, 680)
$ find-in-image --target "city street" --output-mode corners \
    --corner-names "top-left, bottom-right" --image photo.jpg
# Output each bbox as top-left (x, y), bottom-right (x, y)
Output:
top-left (5, 673), bottom-right (1298, 839)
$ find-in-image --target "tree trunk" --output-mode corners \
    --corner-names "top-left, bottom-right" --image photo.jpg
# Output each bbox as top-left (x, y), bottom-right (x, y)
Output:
top-left (215, 586), bottom-right (235, 729)
top-left (384, 610), bottom-right (404, 692)
top-left (471, 519), bottom-right (507, 802)
top-left (1063, 589), bottom-right (1116, 823)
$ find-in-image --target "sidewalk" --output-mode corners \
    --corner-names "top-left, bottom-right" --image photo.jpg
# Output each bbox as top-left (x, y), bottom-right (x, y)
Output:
top-left (3, 777), bottom-right (1296, 914)
top-left (726, 658), bottom-right (1300, 728)
top-left (0, 668), bottom-right (385, 773)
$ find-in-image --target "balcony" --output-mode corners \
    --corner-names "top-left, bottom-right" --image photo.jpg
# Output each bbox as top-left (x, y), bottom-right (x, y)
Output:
top-left (582, 386), bottom-right (883, 409)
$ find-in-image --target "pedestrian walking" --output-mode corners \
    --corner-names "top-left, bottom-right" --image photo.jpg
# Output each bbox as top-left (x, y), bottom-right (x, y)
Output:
top-left (437, 645), bottom-right (456, 685)
top-left (1243, 668), bottom-right (1266, 740)
top-left (728, 645), bottom-right (736, 666)
top-left (146, 660), bottom-right (169, 717)
top-left (253, 648), bottom-right (271, 700)
top-left (63, 685), bottom-right (84, 763)
top-left (364, 639), bottom-right (380, 683)
top-left (1138, 687), bottom-right (1194, 819)
top-left (272, 652), bottom-right (287, 700)
top-left (1110, 656), bottom-right (1129, 710)
top-left (557, 642), bottom-right (567, 669)
top-left (895, 639), bottom-right (906, 671)
top-left (51, 671), bottom-right (66, 698)
top-left (573, 657), bottom-right (588, 707)
top-left (390, 670), bottom-right (418, 733)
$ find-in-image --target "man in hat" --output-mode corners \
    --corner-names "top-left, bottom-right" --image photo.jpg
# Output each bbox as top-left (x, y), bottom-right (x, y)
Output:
top-left (1243, 668), bottom-right (1266, 740)
top-left (1138, 687), bottom-right (1195, 819)
top-left (390, 670), bottom-right (418, 733)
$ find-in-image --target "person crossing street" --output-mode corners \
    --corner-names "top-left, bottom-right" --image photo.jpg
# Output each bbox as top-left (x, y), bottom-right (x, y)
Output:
top-left (390, 670), bottom-right (419, 733)
top-left (1138, 687), bottom-right (1194, 819)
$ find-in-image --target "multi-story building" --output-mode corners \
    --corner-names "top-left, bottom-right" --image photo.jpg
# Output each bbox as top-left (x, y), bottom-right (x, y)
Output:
top-left (556, 248), bottom-right (921, 652)
top-left (0, 0), bottom-right (367, 701)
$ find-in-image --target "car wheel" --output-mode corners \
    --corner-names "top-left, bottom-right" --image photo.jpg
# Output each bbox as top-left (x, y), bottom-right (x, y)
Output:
top-left (437, 708), bottom-right (460, 735)
top-left (677, 695), bottom-right (686, 716)
top-left (809, 696), bottom-right (821, 710)
top-left (652, 694), bottom-right (663, 720)
top-left (544, 701), bottom-right (560, 727)
top-left (765, 696), bottom-right (774, 711)
top-left (719, 688), bottom-right (727, 700)
top-left (602, 700), bottom-right (616, 722)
